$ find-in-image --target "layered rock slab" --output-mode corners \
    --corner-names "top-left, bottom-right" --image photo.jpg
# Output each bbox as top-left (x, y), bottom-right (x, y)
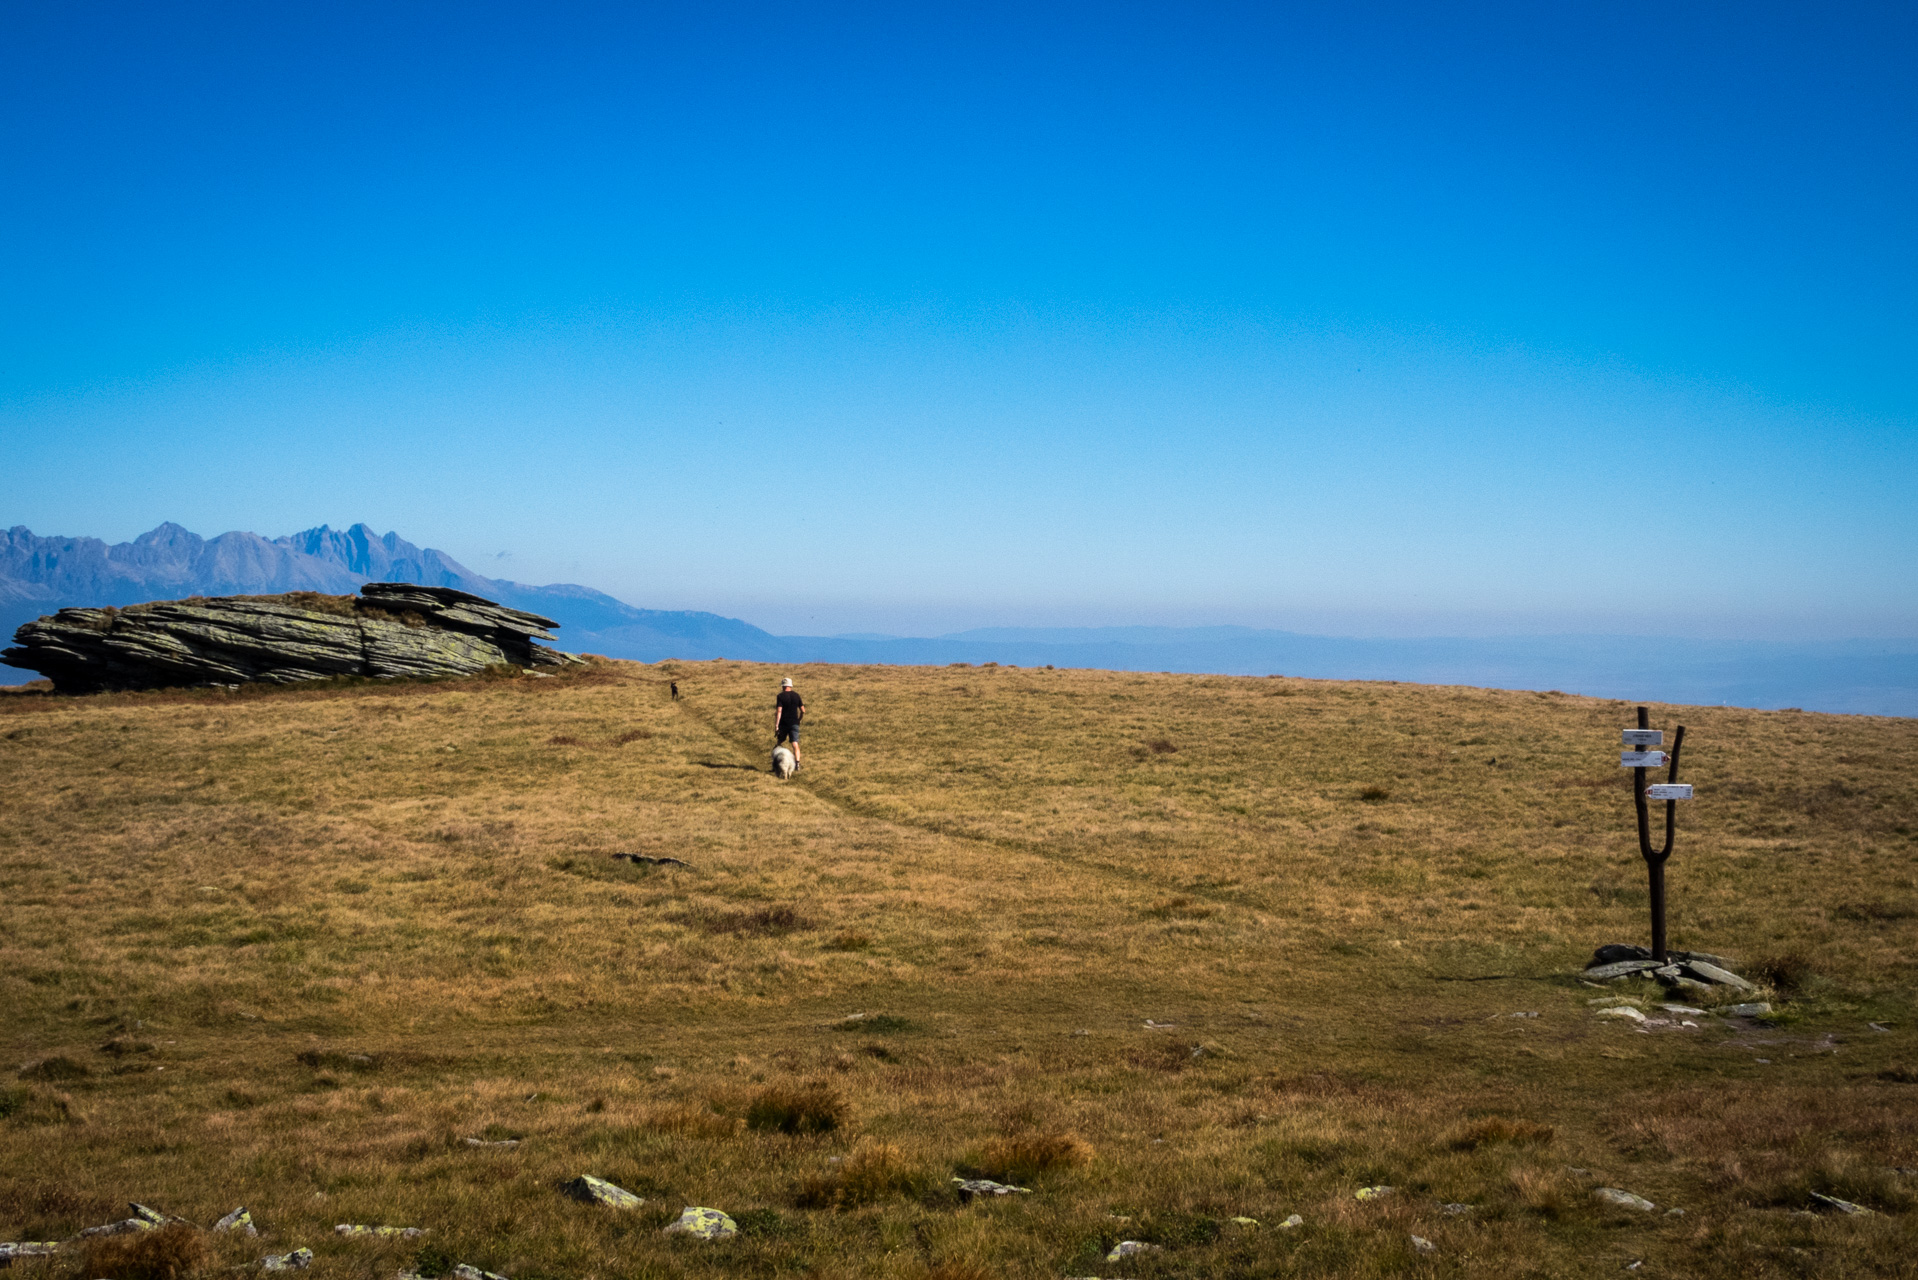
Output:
top-left (3, 583), bottom-right (579, 693)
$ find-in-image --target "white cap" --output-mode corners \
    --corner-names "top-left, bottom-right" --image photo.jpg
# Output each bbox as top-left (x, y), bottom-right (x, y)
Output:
top-left (781, 677), bottom-right (793, 687)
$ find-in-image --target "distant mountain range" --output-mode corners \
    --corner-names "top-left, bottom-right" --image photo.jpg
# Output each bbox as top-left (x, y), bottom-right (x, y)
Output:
top-left (4, 522), bottom-right (1914, 716)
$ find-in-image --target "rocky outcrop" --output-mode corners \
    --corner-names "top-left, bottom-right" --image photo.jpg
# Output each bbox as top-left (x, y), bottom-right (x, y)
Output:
top-left (2, 583), bottom-right (581, 693)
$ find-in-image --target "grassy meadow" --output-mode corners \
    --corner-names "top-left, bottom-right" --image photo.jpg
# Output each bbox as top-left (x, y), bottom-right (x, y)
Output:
top-left (1, 658), bottom-right (1915, 1279)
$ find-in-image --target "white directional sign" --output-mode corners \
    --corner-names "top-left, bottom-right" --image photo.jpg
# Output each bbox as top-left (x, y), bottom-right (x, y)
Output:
top-left (1621, 729), bottom-right (1664, 746)
top-left (1645, 783), bottom-right (1694, 801)
top-left (1620, 751), bottom-right (1669, 768)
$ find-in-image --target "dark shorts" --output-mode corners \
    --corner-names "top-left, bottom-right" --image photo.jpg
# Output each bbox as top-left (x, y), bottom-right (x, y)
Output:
top-left (776, 724), bottom-right (800, 743)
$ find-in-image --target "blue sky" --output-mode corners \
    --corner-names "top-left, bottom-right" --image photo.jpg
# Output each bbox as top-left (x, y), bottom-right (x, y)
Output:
top-left (2, 2), bottom-right (1913, 638)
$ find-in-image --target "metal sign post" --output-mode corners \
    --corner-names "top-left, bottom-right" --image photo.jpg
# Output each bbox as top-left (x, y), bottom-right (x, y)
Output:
top-left (1622, 706), bottom-right (1689, 961)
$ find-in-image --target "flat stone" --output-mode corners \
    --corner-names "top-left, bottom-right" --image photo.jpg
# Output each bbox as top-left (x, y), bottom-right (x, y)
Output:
top-left (1596, 1006), bottom-right (1649, 1023)
top-left (1660, 1004), bottom-right (1706, 1016)
top-left (1809, 1192), bottom-right (1871, 1216)
top-left (74, 1220), bottom-right (152, 1239)
top-left (661, 1207), bottom-right (737, 1241)
top-left (1584, 960), bottom-right (1662, 981)
top-left (1440, 1203), bottom-right (1473, 1215)
top-left (952, 1177), bottom-right (1030, 1199)
top-left (1681, 961), bottom-right (1756, 991)
top-left (0, 1244), bottom-right (60, 1262)
top-left (1593, 1188), bottom-right (1656, 1211)
top-left (261, 1249), bottom-right (314, 1271)
top-left (1105, 1242), bottom-right (1161, 1262)
top-left (1228, 1216), bottom-right (1259, 1226)
top-left (462, 1138), bottom-right (521, 1148)
top-left (335, 1225), bottom-right (424, 1239)
top-left (561, 1175), bottom-right (643, 1209)
top-left (129, 1205), bottom-right (172, 1227)
top-left (1726, 1003), bottom-right (1773, 1018)
top-left (214, 1208), bottom-right (259, 1237)
top-left (1355, 1185), bottom-right (1394, 1200)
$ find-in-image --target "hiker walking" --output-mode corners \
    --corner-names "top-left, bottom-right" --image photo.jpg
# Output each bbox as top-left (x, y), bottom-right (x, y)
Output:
top-left (773, 677), bottom-right (805, 771)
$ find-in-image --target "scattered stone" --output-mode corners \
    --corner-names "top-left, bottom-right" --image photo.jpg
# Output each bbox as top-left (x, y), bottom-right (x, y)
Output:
top-left (1596, 1007), bottom-right (1649, 1023)
top-left (1584, 960), bottom-right (1662, 981)
top-left (1440, 1203), bottom-right (1473, 1215)
top-left (611, 854), bottom-right (693, 868)
top-left (1809, 1192), bottom-right (1871, 1216)
top-left (1666, 1207), bottom-right (1685, 1216)
top-left (1508, 1011), bottom-right (1540, 1018)
top-left (452, 1265), bottom-right (510, 1280)
top-left (4, 583), bottom-right (579, 694)
top-left (0, 1244), bottom-right (60, 1262)
top-left (1593, 1188), bottom-right (1656, 1211)
top-left (1411, 1235), bottom-right (1437, 1254)
top-left (1142, 1020), bottom-right (1177, 1030)
top-left (1228, 1216), bottom-right (1258, 1227)
top-left (1278, 1214), bottom-right (1304, 1229)
top-left (214, 1208), bottom-right (260, 1237)
top-left (1660, 1004), bottom-right (1707, 1016)
top-left (1105, 1242), bottom-right (1161, 1262)
top-left (462, 1138), bottom-right (521, 1148)
top-left (335, 1225), bottom-right (424, 1239)
top-left (661, 1207), bottom-right (737, 1241)
top-left (1681, 961), bottom-right (1756, 991)
top-left (1588, 996), bottom-right (1641, 1007)
top-left (561, 1175), bottom-right (643, 1208)
top-left (1868, 1022), bottom-right (1892, 1033)
top-left (261, 1249), bottom-right (314, 1271)
top-left (1727, 1003), bottom-right (1773, 1018)
top-left (74, 1219), bottom-right (153, 1240)
top-left (1355, 1185), bottom-right (1394, 1200)
top-left (129, 1205), bottom-right (173, 1227)
top-left (952, 1177), bottom-right (1030, 1200)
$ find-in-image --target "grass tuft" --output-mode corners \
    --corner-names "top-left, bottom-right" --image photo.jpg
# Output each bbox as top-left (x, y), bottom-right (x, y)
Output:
top-left (970, 1131), bottom-right (1093, 1183)
top-left (18, 1056), bottom-right (90, 1081)
top-left (746, 1081), bottom-right (846, 1135)
top-left (83, 1223), bottom-right (209, 1280)
top-left (795, 1141), bottom-right (928, 1208)
top-left (1448, 1117), bottom-right (1556, 1150)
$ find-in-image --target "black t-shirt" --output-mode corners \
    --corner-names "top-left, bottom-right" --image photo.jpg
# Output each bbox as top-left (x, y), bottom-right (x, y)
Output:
top-left (775, 689), bottom-right (804, 726)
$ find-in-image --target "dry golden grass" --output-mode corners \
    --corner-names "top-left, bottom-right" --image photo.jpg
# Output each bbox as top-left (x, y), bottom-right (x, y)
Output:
top-left (1, 658), bottom-right (1915, 1279)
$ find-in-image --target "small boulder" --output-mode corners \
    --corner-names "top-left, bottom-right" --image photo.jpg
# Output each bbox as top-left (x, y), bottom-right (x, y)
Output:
top-left (1278, 1213), bottom-right (1304, 1229)
top-left (661, 1207), bottom-right (737, 1241)
top-left (1596, 1006), bottom-right (1648, 1023)
top-left (0, 1244), bottom-right (60, 1262)
top-left (952, 1177), bottom-right (1030, 1200)
top-left (1592, 1188), bottom-right (1656, 1211)
top-left (1726, 1003), bottom-right (1773, 1018)
top-left (1355, 1185), bottom-right (1394, 1200)
top-left (560, 1175), bottom-right (643, 1208)
top-left (1411, 1235), bottom-right (1437, 1254)
top-left (74, 1220), bottom-right (152, 1240)
top-left (1809, 1192), bottom-right (1871, 1216)
top-left (452, 1264), bottom-right (510, 1280)
top-left (335, 1225), bottom-right (425, 1239)
top-left (1228, 1216), bottom-right (1258, 1226)
top-left (463, 1137), bottom-right (521, 1148)
top-left (261, 1249), bottom-right (315, 1271)
top-left (214, 1208), bottom-right (260, 1237)
top-left (1105, 1241), bottom-right (1161, 1262)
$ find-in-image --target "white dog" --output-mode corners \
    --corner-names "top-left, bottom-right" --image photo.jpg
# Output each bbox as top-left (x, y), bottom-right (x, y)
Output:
top-left (771, 745), bottom-right (796, 779)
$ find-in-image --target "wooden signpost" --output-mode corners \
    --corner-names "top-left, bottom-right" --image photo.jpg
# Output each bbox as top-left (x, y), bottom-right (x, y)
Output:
top-left (1621, 706), bottom-right (1690, 961)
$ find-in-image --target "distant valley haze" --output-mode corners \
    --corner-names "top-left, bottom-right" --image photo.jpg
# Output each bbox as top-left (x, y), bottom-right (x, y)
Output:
top-left (4, 521), bottom-right (1912, 717)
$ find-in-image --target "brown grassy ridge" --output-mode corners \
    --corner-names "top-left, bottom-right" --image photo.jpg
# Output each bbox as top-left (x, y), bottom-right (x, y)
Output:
top-left (0, 656), bottom-right (1914, 1279)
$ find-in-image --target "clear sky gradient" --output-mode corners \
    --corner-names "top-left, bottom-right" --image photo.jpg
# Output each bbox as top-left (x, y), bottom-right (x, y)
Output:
top-left (3, 2), bottom-right (1913, 639)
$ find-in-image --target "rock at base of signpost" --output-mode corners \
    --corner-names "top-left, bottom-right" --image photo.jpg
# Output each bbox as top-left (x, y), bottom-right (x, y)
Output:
top-left (1593, 1188), bottom-right (1656, 1211)
top-left (1680, 960), bottom-right (1756, 991)
top-left (661, 1208), bottom-right (737, 1241)
top-left (560, 1175), bottom-right (644, 1208)
top-left (1584, 959), bottom-right (1663, 981)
